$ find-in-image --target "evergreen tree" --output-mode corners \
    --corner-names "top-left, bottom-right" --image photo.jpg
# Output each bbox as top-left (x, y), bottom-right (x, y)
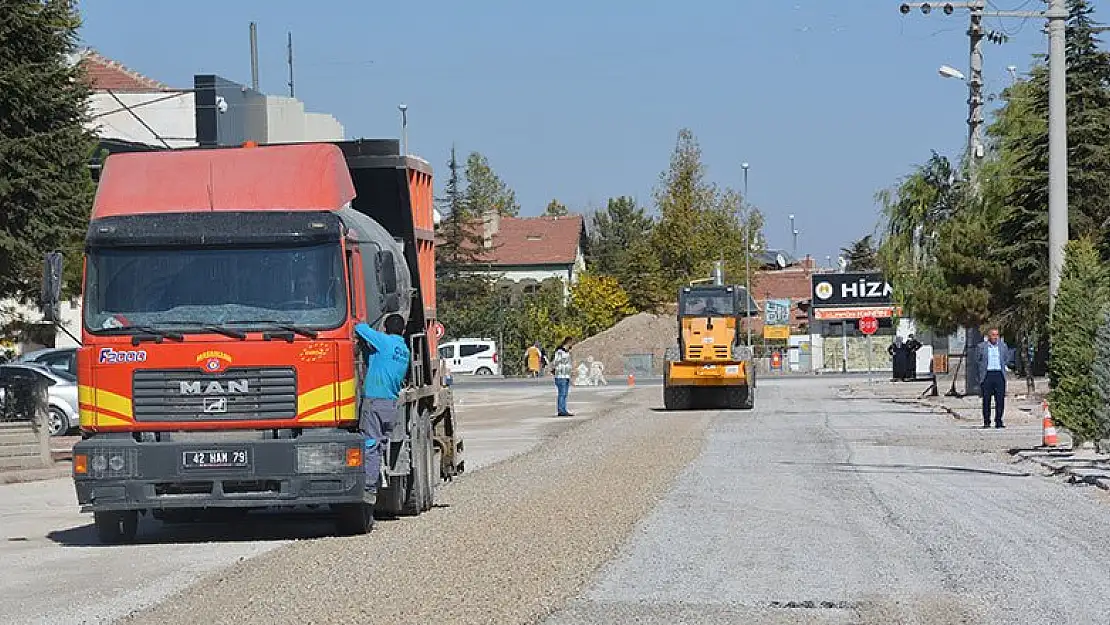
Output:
top-left (651, 129), bottom-right (759, 289)
top-left (464, 151), bottom-right (519, 217)
top-left (1091, 307), bottom-right (1110, 451)
top-left (543, 199), bottom-right (569, 217)
top-left (994, 0), bottom-right (1110, 334)
top-left (0, 0), bottom-right (95, 298)
top-left (1047, 238), bottom-right (1109, 446)
top-left (588, 196), bottom-right (653, 275)
top-left (435, 145), bottom-right (488, 302)
top-left (841, 235), bottom-right (878, 271)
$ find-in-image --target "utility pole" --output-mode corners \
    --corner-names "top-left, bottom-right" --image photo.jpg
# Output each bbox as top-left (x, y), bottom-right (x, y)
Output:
top-left (287, 32), bottom-right (295, 98)
top-left (899, 0), bottom-right (1068, 311)
top-left (1046, 0), bottom-right (1068, 310)
top-left (741, 162), bottom-right (753, 348)
top-left (966, 0), bottom-right (985, 186)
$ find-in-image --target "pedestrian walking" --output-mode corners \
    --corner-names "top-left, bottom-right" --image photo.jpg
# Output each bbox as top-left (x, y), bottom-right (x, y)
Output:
top-left (976, 327), bottom-right (1014, 429)
top-left (354, 314), bottom-right (411, 506)
top-left (552, 336), bottom-right (575, 416)
top-left (524, 342), bottom-right (544, 378)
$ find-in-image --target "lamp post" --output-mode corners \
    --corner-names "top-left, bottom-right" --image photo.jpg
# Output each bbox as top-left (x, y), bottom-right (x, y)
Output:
top-left (398, 103), bottom-right (408, 156)
top-left (741, 162), bottom-right (753, 348)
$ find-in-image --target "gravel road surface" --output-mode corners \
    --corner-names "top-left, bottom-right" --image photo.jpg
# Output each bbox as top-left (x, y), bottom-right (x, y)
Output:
top-left (0, 384), bottom-right (628, 625)
top-left (546, 377), bottom-right (1110, 625)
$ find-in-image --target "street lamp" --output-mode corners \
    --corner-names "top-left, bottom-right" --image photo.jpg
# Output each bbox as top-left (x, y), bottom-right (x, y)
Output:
top-left (938, 64), bottom-right (966, 81)
top-left (741, 162), bottom-right (753, 348)
top-left (789, 214), bottom-right (798, 258)
top-left (398, 103), bottom-right (408, 156)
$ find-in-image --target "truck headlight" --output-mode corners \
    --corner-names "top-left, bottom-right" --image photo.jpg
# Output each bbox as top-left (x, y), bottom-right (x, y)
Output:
top-left (78, 448), bottom-right (137, 479)
top-left (296, 443), bottom-right (348, 474)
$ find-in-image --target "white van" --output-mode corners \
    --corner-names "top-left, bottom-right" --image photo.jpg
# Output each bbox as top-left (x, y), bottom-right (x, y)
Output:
top-left (438, 339), bottom-right (500, 376)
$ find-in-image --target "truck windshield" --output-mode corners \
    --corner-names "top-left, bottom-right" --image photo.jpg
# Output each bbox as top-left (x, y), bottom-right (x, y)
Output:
top-left (84, 243), bottom-right (347, 333)
top-left (681, 294), bottom-right (735, 316)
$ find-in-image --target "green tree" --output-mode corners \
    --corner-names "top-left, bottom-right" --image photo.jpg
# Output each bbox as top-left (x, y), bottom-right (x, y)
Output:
top-left (436, 145), bottom-right (489, 302)
top-left (841, 235), bottom-right (878, 271)
top-left (587, 196), bottom-right (653, 273)
top-left (1048, 238), bottom-right (1109, 446)
top-left (993, 0), bottom-right (1110, 335)
top-left (543, 199), bottom-right (569, 217)
top-left (876, 151), bottom-right (962, 279)
top-left (905, 206), bottom-right (1008, 336)
top-left (0, 0), bottom-right (95, 299)
top-left (1091, 307), bottom-right (1110, 451)
top-left (464, 151), bottom-right (520, 217)
top-left (651, 129), bottom-right (761, 289)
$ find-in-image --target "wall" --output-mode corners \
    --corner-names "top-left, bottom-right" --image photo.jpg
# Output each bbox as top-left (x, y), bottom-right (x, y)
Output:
top-left (0, 297), bottom-right (82, 354)
top-left (88, 91), bottom-right (197, 148)
top-left (194, 75), bottom-right (345, 146)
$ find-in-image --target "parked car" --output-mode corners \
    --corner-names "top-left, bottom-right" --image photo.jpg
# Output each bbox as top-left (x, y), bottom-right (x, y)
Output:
top-left (0, 363), bottom-right (79, 436)
top-left (15, 347), bottom-right (77, 378)
top-left (437, 339), bottom-right (501, 376)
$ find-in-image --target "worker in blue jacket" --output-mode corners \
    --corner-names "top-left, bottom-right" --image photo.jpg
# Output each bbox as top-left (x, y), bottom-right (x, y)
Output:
top-left (354, 314), bottom-right (410, 503)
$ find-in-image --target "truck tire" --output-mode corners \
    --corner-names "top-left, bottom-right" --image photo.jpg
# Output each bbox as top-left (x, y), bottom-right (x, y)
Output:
top-left (95, 510), bottom-right (138, 544)
top-left (663, 386), bottom-right (690, 411)
top-left (402, 415), bottom-right (434, 516)
top-left (335, 503), bottom-right (374, 535)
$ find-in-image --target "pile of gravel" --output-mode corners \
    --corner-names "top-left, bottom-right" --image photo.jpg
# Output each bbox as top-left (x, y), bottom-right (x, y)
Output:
top-left (572, 311), bottom-right (678, 377)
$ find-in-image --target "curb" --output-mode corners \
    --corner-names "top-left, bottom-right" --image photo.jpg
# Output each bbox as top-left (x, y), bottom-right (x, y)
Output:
top-left (1011, 449), bottom-right (1110, 492)
top-left (0, 462), bottom-right (72, 485)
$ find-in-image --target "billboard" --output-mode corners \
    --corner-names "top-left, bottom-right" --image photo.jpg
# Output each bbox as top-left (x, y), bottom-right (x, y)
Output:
top-left (811, 272), bottom-right (893, 308)
top-left (764, 298), bottom-right (792, 326)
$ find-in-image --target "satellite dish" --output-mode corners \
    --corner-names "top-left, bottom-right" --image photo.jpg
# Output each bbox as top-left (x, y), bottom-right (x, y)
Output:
top-left (776, 253), bottom-right (787, 268)
top-left (837, 256), bottom-right (848, 271)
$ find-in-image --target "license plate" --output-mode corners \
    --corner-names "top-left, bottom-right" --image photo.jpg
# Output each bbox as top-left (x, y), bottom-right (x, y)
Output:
top-left (182, 449), bottom-right (249, 469)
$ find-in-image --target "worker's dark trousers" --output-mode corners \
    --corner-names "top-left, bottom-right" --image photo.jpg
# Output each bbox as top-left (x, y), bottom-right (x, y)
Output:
top-left (981, 371), bottom-right (1006, 427)
top-left (359, 398), bottom-right (399, 491)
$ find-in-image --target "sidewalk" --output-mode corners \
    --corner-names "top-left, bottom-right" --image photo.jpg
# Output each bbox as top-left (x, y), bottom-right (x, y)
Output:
top-left (844, 375), bottom-right (1110, 492)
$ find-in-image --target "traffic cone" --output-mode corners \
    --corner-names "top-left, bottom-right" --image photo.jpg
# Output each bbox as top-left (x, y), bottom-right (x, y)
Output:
top-left (1042, 401), bottom-right (1059, 447)
top-left (627, 374), bottom-right (635, 387)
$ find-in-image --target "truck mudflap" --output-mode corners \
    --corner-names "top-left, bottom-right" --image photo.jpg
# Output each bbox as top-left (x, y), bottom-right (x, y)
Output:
top-left (72, 430), bottom-right (367, 512)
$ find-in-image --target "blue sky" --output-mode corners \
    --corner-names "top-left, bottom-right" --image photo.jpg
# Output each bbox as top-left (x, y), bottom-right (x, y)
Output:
top-left (78, 1), bottom-right (1053, 264)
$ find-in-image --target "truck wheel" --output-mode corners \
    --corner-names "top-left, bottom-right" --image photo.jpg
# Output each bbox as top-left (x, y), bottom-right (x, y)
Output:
top-left (335, 503), bottom-right (374, 535)
top-left (663, 387), bottom-right (690, 411)
top-left (402, 416), bottom-right (433, 516)
top-left (95, 510), bottom-right (138, 544)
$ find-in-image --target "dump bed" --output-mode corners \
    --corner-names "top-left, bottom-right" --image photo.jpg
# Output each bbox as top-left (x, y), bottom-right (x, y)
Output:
top-left (334, 140), bottom-right (438, 351)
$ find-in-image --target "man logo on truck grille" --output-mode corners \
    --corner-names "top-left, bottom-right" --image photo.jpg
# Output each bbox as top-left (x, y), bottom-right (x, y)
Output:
top-left (179, 380), bottom-right (249, 395)
top-left (202, 397), bottom-right (228, 413)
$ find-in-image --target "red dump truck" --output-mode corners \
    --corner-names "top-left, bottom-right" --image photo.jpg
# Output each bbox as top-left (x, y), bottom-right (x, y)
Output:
top-left (48, 140), bottom-right (463, 543)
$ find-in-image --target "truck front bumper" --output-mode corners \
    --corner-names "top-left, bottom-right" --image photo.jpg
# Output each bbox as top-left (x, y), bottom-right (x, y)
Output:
top-left (72, 431), bottom-right (367, 513)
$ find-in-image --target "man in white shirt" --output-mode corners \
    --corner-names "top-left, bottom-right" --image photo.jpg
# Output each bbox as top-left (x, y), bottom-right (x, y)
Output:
top-left (975, 328), bottom-right (1014, 429)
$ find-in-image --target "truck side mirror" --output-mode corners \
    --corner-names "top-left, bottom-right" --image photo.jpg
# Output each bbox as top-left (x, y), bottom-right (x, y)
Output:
top-left (376, 250), bottom-right (398, 295)
top-left (41, 252), bottom-right (63, 324)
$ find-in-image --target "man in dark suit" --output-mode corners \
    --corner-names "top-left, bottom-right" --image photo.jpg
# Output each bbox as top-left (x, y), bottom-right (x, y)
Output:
top-left (976, 327), bottom-right (1015, 429)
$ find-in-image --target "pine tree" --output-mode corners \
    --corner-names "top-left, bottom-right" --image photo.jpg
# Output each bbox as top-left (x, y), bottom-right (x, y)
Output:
top-left (463, 152), bottom-right (519, 217)
top-left (1091, 307), bottom-right (1110, 451)
top-left (841, 235), bottom-right (878, 271)
top-left (1047, 238), bottom-right (1109, 446)
top-left (588, 196), bottom-right (654, 275)
top-left (0, 0), bottom-right (96, 298)
top-left (994, 0), bottom-right (1110, 333)
top-left (543, 199), bottom-right (569, 217)
top-left (435, 145), bottom-right (488, 302)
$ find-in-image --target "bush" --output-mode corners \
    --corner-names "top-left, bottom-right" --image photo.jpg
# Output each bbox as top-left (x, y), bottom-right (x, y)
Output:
top-left (1047, 238), bottom-right (1109, 446)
